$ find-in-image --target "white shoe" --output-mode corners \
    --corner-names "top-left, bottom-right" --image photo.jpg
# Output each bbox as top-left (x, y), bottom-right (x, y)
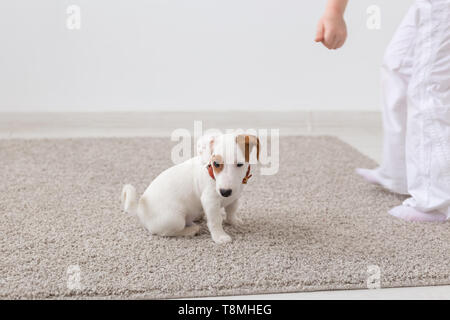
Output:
top-left (389, 205), bottom-right (447, 222)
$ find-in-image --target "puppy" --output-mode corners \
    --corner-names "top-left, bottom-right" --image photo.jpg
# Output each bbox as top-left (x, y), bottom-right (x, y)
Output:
top-left (121, 133), bottom-right (260, 244)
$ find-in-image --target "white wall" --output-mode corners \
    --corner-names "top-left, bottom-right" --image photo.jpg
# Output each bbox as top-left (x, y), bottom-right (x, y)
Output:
top-left (0, 0), bottom-right (413, 112)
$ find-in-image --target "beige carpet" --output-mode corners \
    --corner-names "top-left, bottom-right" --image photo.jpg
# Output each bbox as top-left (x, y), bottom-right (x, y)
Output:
top-left (0, 136), bottom-right (449, 299)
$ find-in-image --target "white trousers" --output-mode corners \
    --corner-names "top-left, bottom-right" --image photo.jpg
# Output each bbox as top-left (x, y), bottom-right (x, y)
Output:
top-left (379, 0), bottom-right (450, 215)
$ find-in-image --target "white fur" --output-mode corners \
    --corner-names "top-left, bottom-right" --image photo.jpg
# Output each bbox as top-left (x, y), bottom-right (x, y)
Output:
top-left (121, 133), bottom-right (257, 244)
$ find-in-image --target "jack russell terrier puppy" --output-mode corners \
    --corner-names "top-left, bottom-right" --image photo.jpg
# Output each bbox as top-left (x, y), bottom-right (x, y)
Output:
top-left (121, 133), bottom-right (260, 244)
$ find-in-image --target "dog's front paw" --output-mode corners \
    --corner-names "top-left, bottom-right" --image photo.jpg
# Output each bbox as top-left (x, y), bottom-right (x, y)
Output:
top-left (212, 233), bottom-right (232, 244)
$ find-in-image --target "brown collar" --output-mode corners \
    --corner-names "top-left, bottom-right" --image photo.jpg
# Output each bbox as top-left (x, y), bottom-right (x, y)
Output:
top-left (207, 163), bottom-right (252, 184)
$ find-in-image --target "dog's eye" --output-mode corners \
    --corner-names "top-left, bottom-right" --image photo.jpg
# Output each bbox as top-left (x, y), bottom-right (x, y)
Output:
top-left (237, 163), bottom-right (244, 167)
top-left (213, 161), bottom-right (220, 168)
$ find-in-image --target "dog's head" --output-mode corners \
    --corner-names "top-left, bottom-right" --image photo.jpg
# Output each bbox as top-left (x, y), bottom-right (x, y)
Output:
top-left (197, 133), bottom-right (260, 198)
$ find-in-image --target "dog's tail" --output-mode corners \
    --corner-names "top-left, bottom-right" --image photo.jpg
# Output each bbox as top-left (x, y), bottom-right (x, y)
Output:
top-left (121, 184), bottom-right (139, 216)
top-left (121, 184), bottom-right (154, 232)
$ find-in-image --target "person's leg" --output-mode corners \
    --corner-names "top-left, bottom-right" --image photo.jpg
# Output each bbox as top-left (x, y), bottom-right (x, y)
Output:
top-left (390, 0), bottom-right (450, 222)
top-left (357, 4), bottom-right (418, 195)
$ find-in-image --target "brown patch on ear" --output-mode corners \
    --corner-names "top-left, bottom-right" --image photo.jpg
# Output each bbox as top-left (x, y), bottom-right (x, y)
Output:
top-left (236, 134), bottom-right (260, 162)
top-left (211, 154), bottom-right (224, 174)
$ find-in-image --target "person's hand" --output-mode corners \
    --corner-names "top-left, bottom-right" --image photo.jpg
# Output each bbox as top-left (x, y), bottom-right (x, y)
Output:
top-left (315, 13), bottom-right (347, 50)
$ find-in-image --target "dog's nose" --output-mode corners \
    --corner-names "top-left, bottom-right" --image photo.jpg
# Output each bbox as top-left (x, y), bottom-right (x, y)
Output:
top-left (219, 189), bottom-right (232, 197)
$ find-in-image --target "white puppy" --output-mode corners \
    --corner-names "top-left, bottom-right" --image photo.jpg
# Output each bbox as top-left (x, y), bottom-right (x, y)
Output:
top-left (121, 133), bottom-right (260, 244)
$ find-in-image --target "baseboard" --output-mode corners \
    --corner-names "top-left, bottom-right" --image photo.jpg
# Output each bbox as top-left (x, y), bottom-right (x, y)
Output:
top-left (0, 111), bottom-right (382, 139)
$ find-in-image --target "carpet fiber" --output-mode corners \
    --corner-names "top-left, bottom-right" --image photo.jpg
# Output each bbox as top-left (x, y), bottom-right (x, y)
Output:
top-left (1, 136), bottom-right (449, 299)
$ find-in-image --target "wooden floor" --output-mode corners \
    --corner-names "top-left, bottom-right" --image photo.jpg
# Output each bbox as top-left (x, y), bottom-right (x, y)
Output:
top-left (1, 111), bottom-right (449, 300)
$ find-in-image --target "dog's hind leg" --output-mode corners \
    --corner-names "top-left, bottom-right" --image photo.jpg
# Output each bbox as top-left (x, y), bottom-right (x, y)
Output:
top-left (171, 224), bottom-right (201, 237)
top-left (156, 216), bottom-right (200, 237)
top-left (141, 201), bottom-right (200, 237)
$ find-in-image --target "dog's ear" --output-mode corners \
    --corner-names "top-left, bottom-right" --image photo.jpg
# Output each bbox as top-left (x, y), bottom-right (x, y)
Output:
top-left (197, 134), bottom-right (217, 164)
top-left (236, 134), bottom-right (260, 163)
